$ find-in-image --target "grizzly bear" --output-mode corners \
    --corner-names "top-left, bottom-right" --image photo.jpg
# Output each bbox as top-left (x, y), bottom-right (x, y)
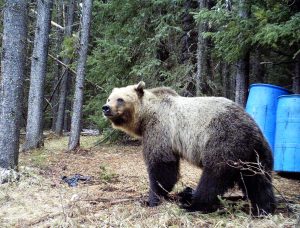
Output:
top-left (102, 82), bottom-right (276, 215)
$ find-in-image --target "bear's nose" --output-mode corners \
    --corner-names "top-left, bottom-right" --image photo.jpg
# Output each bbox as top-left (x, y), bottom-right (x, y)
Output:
top-left (102, 105), bottom-right (111, 115)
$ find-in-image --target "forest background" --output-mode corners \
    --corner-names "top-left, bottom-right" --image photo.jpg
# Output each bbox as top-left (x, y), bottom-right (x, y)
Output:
top-left (0, 0), bottom-right (299, 164)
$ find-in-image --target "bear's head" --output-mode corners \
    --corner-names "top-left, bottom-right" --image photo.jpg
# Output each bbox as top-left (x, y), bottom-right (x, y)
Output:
top-left (102, 81), bottom-right (145, 137)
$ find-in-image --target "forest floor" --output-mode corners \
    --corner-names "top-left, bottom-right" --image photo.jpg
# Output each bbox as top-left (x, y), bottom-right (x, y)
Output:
top-left (0, 135), bottom-right (299, 227)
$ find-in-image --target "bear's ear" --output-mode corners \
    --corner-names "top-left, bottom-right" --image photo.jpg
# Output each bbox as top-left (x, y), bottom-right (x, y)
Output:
top-left (135, 81), bottom-right (145, 97)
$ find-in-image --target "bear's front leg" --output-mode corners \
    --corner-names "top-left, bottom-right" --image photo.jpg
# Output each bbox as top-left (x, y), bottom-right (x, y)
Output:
top-left (146, 159), bottom-right (179, 207)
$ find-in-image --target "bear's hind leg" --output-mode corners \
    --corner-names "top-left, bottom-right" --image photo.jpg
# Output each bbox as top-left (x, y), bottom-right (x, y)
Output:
top-left (178, 187), bottom-right (194, 205)
top-left (239, 174), bottom-right (276, 216)
top-left (181, 169), bottom-right (235, 213)
top-left (147, 160), bottom-right (180, 207)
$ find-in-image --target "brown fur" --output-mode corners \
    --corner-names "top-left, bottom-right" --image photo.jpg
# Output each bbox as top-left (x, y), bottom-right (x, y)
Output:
top-left (103, 82), bottom-right (276, 215)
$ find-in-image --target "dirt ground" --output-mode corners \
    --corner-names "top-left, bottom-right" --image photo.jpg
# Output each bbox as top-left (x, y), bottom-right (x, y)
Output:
top-left (0, 135), bottom-right (299, 227)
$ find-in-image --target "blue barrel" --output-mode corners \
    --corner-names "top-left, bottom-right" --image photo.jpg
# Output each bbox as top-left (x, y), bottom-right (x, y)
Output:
top-left (246, 84), bottom-right (291, 152)
top-left (274, 95), bottom-right (300, 172)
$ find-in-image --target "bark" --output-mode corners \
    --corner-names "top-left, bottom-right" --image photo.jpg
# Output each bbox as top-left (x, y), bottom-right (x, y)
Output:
top-left (68, 0), bottom-right (93, 151)
top-left (221, 62), bottom-right (231, 99)
top-left (180, 0), bottom-right (198, 97)
top-left (293, 54), bottom-right (300, 93)
top-left (51, 0), bottom-right (64, 131)
top-left (63, 79), bottom-right (72, 132)
top-left (235, 53), bottom-right (250, 106)
top-left (181, 0), bottom-right (198, 64)
top-left (195, 0), bottom-right (210, 96)
top-left (23, 0), bottom-right (53, 151)
top-left (252, 50), bottom-right (265, 82)
top-left (235, 0), bottom-right (250, 107)
top-left (0, 0), bottom-right (27, 179)
top-left (55, 0), bottom-right (75, 135)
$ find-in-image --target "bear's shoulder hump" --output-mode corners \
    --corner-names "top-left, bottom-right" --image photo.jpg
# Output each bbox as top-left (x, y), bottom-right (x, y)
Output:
top-left (148, 87), bottom-right (179, 97)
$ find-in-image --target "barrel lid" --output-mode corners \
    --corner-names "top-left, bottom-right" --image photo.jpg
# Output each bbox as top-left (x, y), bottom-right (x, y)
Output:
top-left (278, 94), bottom-right (300, 99)
top-left (249, 83), bottom-right (291, 93)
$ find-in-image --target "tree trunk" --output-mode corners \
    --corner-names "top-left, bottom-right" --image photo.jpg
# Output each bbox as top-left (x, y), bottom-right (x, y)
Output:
top-left (293, 54), bottom-right (300, 93)
top-left (195, 0), bottom-right (209, 96)
top-left (235, 0), bottom-right (250, 107)
top-left (55, 0), bottom-right (75, 135)
top-left (181, 0), bottom-right (198, 64)
top-left (63, 77), bottom-right (72, 132)
top-left (51, 0), bottom-right (64, 131)
top-left (68, 0), bottom-right (93, 151)
top-left (235, 53), bottom-right (250, 106)
top-left (180, 0), bottom-right (198, 97)
top-left (0, 0), bottom-right (28, 182)
top-left (23, 0), bottom-right (53, 151)
top-left (221, 62), bottom-right (231, 99)
top-left (252, 50), bottom-right (265, 82)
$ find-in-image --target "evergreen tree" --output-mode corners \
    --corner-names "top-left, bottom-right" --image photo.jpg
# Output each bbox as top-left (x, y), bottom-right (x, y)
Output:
top-left (23, 0), bottom-right (54, 151)
top-left (68, 0), bottom-right (93, 150)
top-left (0, 0), bottom-right (28, 182)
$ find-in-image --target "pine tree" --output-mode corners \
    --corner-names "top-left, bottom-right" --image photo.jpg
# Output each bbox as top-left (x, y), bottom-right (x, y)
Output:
top-left (0, 0), bottom-right (28, 182)
top-left (68, 0), bottom-right (93, 150)
top-left (23, 0), bottom-right (54, 151)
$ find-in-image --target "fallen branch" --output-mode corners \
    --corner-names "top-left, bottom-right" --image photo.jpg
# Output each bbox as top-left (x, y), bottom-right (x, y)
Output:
top-left (83, 196), bottom-right (140, 205)
top-left (43, 66), bottom-right (68, 112)
top-left (31, 9), bottom-right (64, 31)
top-left (43, 53), bottom-right (105, 112)
top-left (48, 53), bottom-right (105, 92)
top-left (48, 53), bottom-right (76, 74)
top-left (260, 61), bottom-right (295, 65)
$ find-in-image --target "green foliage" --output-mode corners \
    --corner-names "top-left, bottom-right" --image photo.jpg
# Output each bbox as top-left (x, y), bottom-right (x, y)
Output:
top-left (82, 0), bottom-right (299, 135)
top-left (29, 150), bottom-right (48, 168)
top-left (193, 1), bottom-right (300, 62)
top-left (85, 0), bottom-right (186, 133)
top-left (61, 35), bottom-right (78, 60)
top-left (253, 12), bottom-right (300, 50)
top-left (98, 165), bottom-right (118, 182)
top-left (218, 195), bottom-right (249, 215)
top-left (194, 2), bottom-right (254, 62)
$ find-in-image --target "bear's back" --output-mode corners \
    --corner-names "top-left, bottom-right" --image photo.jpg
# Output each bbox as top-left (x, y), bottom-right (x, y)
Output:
top-left (152, 95), bottom-right (259, 166)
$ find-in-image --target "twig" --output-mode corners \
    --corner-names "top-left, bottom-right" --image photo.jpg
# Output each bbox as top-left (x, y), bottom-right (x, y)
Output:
top-left (84, 196), bottom-right (140, 205)
top-left (227, 151), bottom-right (293, 215)
top-left (48, 53), bottom-right (76, 74)
top-left (43, 66), bottom-right (68, 112)
top-left (44, 97), bottom-right (53, 109)
top-left (26, 212), bottom-right (62, 226)
top-left (260, 61), bottom-right (295, 65)
top-left (240, 172), bottom-right (252, 217)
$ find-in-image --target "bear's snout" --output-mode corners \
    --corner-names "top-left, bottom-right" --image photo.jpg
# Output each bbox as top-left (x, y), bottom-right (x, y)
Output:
top-left (102, 105), bottom-right (112, 116)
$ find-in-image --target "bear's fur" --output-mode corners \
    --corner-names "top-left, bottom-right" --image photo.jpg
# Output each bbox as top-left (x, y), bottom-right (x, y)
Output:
top-left (103, 82), bottom-right (276, 215)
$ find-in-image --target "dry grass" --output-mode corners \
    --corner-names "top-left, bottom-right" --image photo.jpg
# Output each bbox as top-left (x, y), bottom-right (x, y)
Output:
top-left (0, 135), bottom-right (299, 227)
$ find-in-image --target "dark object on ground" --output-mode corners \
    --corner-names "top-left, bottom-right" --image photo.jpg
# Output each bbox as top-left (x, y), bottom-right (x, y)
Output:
top-left (62, 174), bottom-right (91, 187)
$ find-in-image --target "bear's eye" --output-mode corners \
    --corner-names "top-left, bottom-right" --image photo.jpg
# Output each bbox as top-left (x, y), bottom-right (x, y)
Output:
top-left (107, 99), bottom-right (110, 102)
top-left (117, 98), bottom-right (124, 104)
